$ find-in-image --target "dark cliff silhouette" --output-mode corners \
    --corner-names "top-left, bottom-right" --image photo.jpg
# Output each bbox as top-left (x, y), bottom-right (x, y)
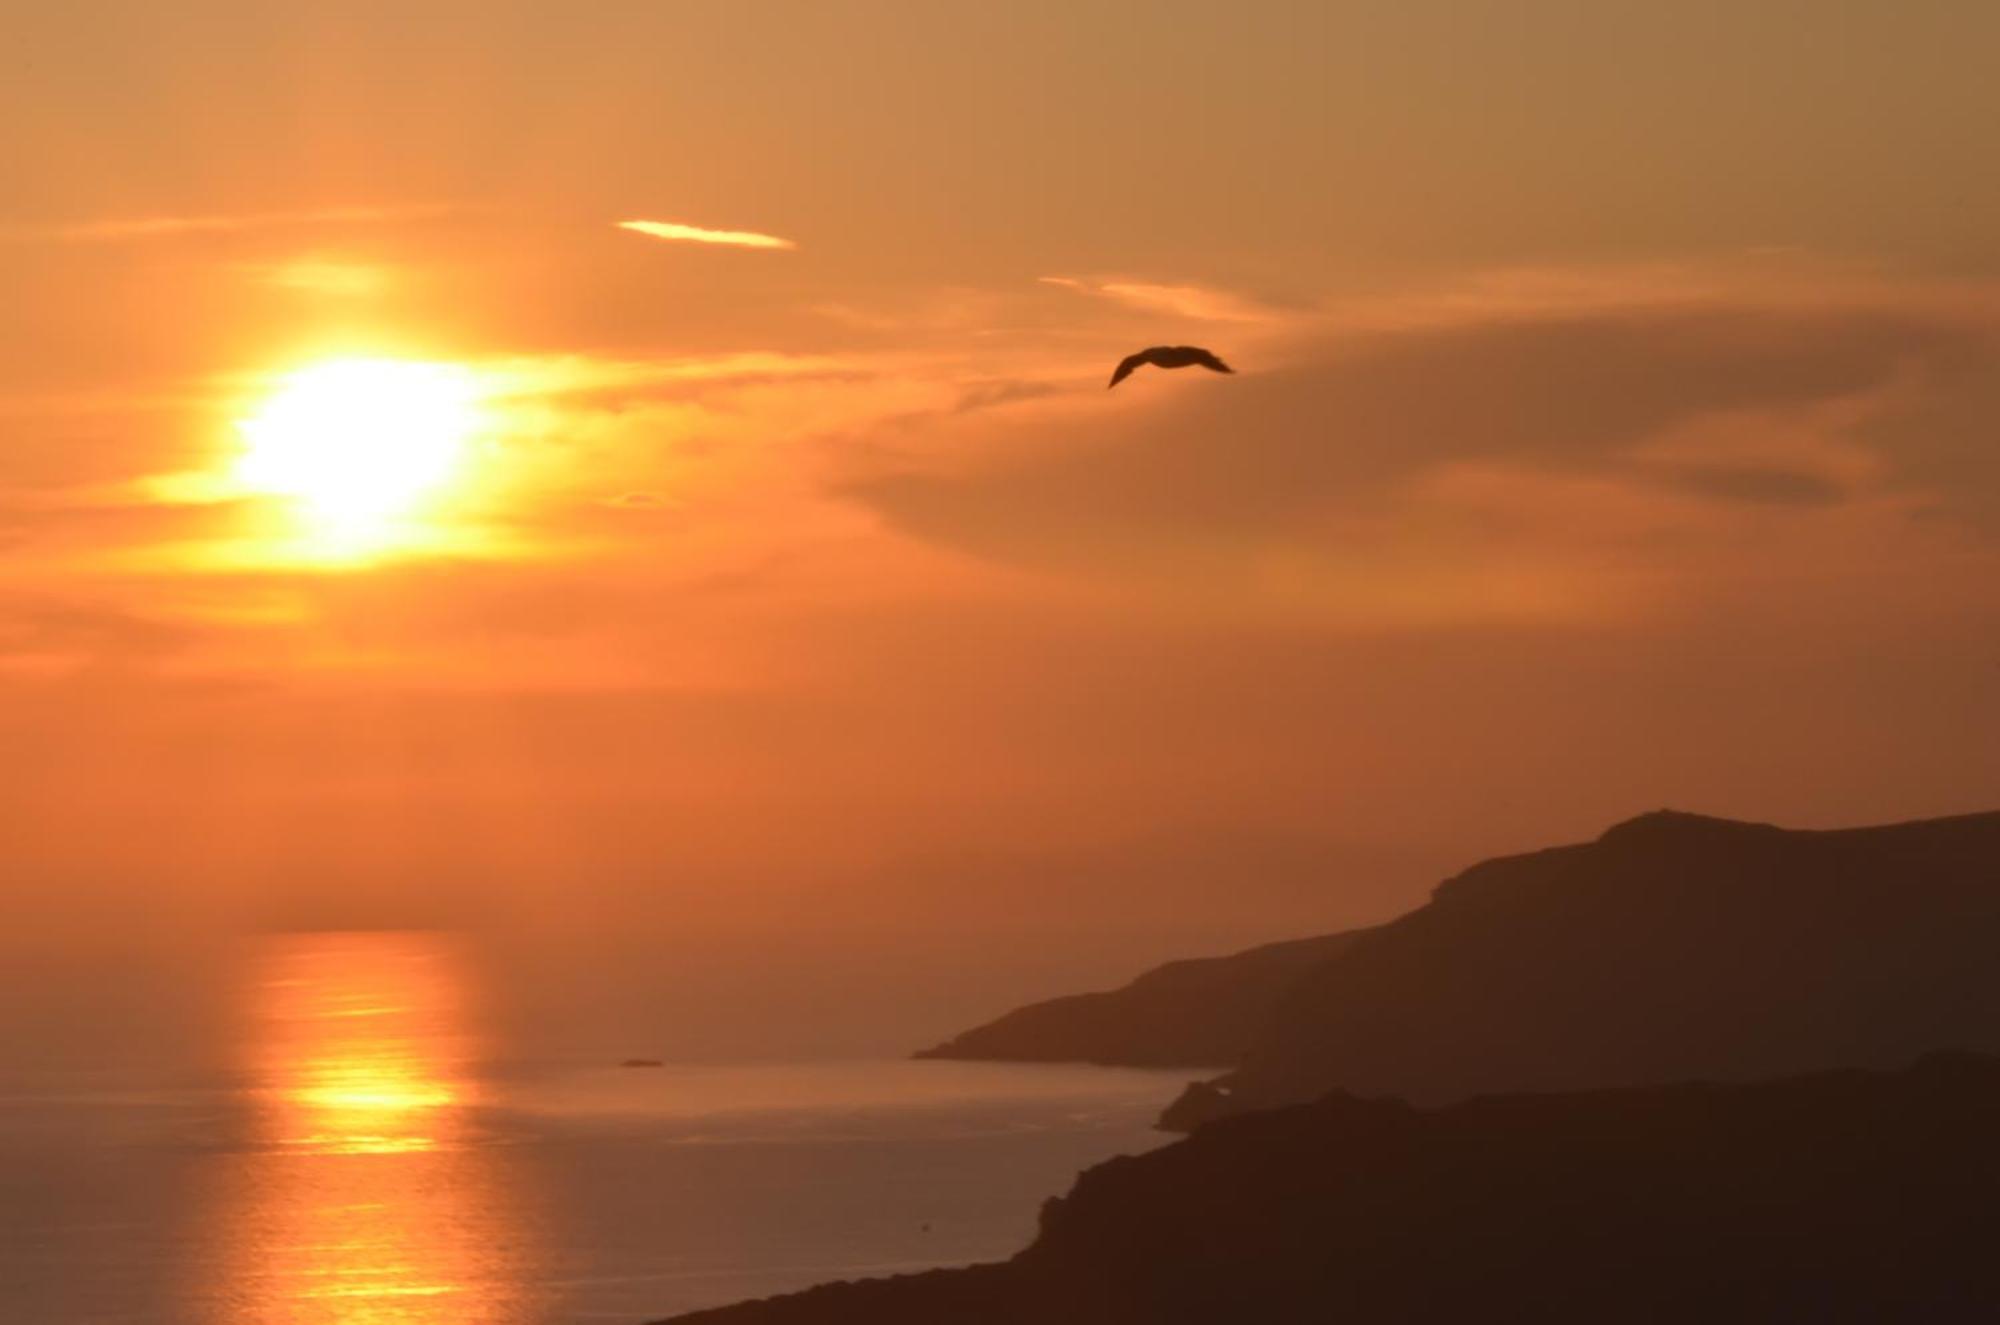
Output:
top-left (1164, 808), bottom-right (2000, 1128)
top-left (915, 929), bottom-right (1369, 1068)
top-left (659, 1053), bottom-right (2000, 1324)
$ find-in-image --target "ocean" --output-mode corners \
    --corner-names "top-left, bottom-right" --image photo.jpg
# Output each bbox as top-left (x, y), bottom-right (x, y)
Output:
top-left (0, 931), bottom-right (1186, 1323)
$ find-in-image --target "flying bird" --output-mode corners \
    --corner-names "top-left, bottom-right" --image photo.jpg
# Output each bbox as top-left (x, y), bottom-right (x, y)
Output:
top-left (1108, 345), bottom-right (1234, 389)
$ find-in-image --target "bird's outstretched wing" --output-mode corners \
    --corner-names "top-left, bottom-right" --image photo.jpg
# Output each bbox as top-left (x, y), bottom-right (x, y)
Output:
top-left (1181, 346), bottom-right (1234, 374)
top-left (1108, 349), bottom-right (1152, 389)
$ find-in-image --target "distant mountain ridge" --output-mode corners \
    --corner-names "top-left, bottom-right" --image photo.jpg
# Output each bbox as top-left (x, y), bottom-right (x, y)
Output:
top-left (659, 1052), bottom-right (2000, 1324)
top-left (1166, 807), bottom-right (2000, 1127)
top-left (915, 929), bottom-right (1370, 1068)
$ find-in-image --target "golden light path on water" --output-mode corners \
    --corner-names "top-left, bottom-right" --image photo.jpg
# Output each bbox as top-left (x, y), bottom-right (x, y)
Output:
top-left (211, 932), bottom-right (535, 1324)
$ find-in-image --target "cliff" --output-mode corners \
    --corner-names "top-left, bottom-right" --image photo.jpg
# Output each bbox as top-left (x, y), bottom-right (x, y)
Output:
top-left (915, 929), bottom-right (1368, 1067)
top-left (659, 1052), bottom-right (2000, 1323)
top-left (1165, 808), bottom-right (2000, 1127)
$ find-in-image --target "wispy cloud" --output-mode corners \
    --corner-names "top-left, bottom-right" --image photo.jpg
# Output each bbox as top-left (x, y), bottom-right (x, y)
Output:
top-left (617, 219), bottom-right (798, 251)
top-left (243, 259), bottom-right (391, 295)
top-left (16, 205), bottom-right (449, 244)
top-left (1039, 275), bottom-right (1278, 323)
top-left (846, 272), bottom-right (2000, 599)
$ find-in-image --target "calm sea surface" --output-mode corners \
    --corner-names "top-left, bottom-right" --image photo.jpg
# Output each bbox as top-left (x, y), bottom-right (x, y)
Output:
top-left (0, 931), bottom-right (1186, 1323)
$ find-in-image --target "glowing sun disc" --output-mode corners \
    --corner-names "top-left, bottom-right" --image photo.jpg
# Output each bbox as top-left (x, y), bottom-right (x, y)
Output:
top-left (235, 358), bottom-right (481, 529)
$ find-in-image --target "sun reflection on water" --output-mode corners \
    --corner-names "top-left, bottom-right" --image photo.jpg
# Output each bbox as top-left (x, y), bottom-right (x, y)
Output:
top-left (212, 931), bottom-right (534, 1324)
top-left (254, 934), bottom-right (472, 1158)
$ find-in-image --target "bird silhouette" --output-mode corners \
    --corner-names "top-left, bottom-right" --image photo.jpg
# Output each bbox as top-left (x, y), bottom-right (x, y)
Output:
top-left (1108, 345), bottom-right (1234, 389)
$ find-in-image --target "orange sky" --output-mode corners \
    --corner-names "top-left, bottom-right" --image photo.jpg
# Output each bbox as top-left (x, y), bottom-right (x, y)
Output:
top-left (5, 3), bottom-right (2000, 1018)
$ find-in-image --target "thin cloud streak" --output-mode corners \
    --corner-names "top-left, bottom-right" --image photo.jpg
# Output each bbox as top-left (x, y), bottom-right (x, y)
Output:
top-left (618, 219), bottom-right (798, 251)
top-left (1039, 275), bottom-right (1278, 323)
top-left (15, 205), bottom-right (451, 244)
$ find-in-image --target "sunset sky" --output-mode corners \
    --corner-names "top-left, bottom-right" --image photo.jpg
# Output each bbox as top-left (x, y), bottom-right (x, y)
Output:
top-left (6, 1), bottom-right (2000, 1048)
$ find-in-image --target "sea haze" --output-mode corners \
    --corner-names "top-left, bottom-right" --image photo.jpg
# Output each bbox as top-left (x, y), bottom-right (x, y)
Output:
top-left (0, 931), bottom-right (1185, 1324)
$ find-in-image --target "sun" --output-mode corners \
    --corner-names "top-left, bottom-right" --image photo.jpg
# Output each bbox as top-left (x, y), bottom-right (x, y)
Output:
top-left (233, 357), bottom-right (484, 552)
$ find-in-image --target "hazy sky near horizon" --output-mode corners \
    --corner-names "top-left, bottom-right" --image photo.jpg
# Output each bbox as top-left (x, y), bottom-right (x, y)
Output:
top-left (6, 0), bottom-right (2000, 965)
